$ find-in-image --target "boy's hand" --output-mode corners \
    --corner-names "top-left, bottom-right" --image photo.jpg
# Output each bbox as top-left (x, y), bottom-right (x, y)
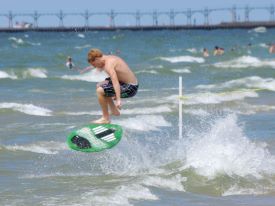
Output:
top-left (115, 99), bottom-right (121, 110)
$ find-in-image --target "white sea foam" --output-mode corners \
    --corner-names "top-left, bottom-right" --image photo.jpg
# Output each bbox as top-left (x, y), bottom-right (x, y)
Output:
top-left (0, 71), bottom-right (17, 79)
top-left (148, 65), bottom-right (164, 69)
top-left (160, 55), bottom-right (205, 63)
top-left (114, 115), bottom-right (171, 131)
top-left (9, 37), bottom-right (25, 45)
top-left (0, 102), bottom-right (52, 116)
top-left (77, 33), bottom-right (85, 38)
top-left (61, 69), bottom-right (108, 82)
top-left (186, 48), bottom-right (198, 54)
top-left (75, 44), bottom-right (91, 50)
top-left (84, 184), bottom-right (158, 206)
top-left (184, 114), bottom-right (275, 178)
top-left (8, 37), bottom-right (40, 47)
top-left (171, 68), bottom-right (191, 73)
top-left (196, 76), bottom-right (275, 91)
top-left (214, 56), bottom-right (275, 69)
top-left (135, 69), bottom-right (158, 74)
top-left (23, 68), bottom-right (48, 78)
top-left (184, 108), bottom-right (210, 116)
top-left (221, 102), bottom-right (275, 115)
top-left (239, 103), bottom-right (275, 114)
top-left (181, 90), bottom-right (258, 105)
top-left (121, 105), bottom-right (172, 115)
top-left (223, 184), bottom-right (269, 196)
top-left (259, 43), bottom-right (269, 48)
top-left (253, 26), bottom-right (267, 33)
top-left (165, 91), bottom-right (258, 106)
top-left (65, 105), bottom-right (172, 116)
top-left (28, 42), bottom-right (41, 46)
top-left (142, 174), bottom-right (185, 191)
top-left (5, 141), bottom-right (66, 154)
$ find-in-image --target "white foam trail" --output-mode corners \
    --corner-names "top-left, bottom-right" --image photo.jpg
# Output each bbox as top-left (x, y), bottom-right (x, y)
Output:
top-left (9, 37), bottom-right (25, 45)
top-left (223, 184), bottom-right (269, 196)
top-left (22, 172), bottom-right (95, 179)
top-left (75, 44), bottom-right (91, 50)
top-left (186, 48), bottom-right (198, 54)
top-left (142, 174), bottom-right (185, 191)
top-left (5, 141), bottom-right (66, 154)
top-left (135, 70), bottom-right (158, 74)
top-left (259, 43), bottom-right (269, 48)
top-left (114, 115), bottom-right (171, 131)
top-left (28, 42), bottom-right (41, 46)
top-left (182, 90), bottom-right (258, 105)
top-left (121, 105), bottom-right (172, 115)
top-left (222, 102), bottom-right (275, 115)
top-left (253, 26), bottom-right (267, 33)
top-left (184, 109), bottom-right (210, 116)
top-left (184, 114), bottom-right (275, 178)
top-left (171, 68), bottom-right (191, 73)
top-left (64, 111), bottom-right (101, 116)
top-left (240, 103), bottom-right (275, 114)
top-left (23, 68), bottom-right (48, 78)
top-left (0, 102), bottom-right (52, 116)
top-left (77, 33), bottom-right (85, 38)
top-left (8, 37), bottom-right (40, 46)
top-left (214, 56), bottom-right (275, 69)
top-left (0, 71), bottom-right (17, 79)
top-left (148, 65), bottom-right (164, 69)
top-left (84, 184), bottom-right (158, 206)
top-left (64, 105), bottom-right (172, 116)
top-left (196, 76), bottom-right (275, 91)
top-left (160, 55), bottom-right (205, 63)
top-left (61, 69), bottom-right (108, 82)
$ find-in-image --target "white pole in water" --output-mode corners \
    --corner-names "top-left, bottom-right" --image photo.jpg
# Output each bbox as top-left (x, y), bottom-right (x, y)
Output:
top-left (179, 76), bottom-right (183, 139)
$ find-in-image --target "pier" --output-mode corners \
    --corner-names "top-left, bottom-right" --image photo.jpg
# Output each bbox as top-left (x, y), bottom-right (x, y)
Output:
top-left (1, 5), bottom-right (275, 32)
top-left (1, 21), bottom-right (275, 32)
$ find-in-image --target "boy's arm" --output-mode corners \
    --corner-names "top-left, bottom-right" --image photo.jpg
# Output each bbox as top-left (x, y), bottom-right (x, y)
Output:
top-left (79, 66), bottom-right (93, 74)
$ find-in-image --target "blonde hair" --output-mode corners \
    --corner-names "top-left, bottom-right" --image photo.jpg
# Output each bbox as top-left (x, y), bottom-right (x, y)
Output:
top-left (87, 48), bottom-right (103, 63)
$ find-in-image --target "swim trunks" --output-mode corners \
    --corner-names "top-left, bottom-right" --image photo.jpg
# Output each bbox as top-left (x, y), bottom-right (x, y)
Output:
top-left (100, 77), bottom-right (138, 98)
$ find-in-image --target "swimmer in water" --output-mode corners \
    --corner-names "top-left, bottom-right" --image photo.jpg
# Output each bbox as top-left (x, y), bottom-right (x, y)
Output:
top-left (66, 56), bottom-right (75, 69)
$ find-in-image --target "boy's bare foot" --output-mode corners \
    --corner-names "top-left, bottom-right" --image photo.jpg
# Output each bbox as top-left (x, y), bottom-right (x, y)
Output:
top-left (111, 109), bottom-right (120, 116)
top-left (92, 117), bottom-right (110, 124)
top-left (109, 104), bottom-right (120, 116)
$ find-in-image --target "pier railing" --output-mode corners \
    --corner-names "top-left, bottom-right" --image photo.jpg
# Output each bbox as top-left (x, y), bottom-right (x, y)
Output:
top-left (0, 5), bottom-right (275, 29)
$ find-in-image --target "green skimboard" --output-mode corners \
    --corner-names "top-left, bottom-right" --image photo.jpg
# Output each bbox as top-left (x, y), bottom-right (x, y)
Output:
top-left (67, 124), bottom-right (123, 152)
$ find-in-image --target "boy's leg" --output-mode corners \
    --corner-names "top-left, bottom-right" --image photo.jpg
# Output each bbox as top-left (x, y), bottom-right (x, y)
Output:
top-left (93, 87), bottom-right (110, 124)
top-left (106, 97), bottom-right (120, 116)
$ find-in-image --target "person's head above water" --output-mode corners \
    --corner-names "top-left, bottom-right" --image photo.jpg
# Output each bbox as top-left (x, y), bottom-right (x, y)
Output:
top-left (87, 48), bottom-right (105, 68)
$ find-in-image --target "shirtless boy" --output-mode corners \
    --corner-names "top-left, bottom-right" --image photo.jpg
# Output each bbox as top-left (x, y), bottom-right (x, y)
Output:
top-left (87, 48), bottom-right (138, 124)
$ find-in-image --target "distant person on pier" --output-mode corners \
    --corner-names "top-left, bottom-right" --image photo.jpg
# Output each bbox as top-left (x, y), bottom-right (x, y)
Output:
top-left (85, 48), bottom-right (138, 124)
top-left (202, 48), bottom-right (209, 57)
top-left (213, 46), bottom-right (224, 56)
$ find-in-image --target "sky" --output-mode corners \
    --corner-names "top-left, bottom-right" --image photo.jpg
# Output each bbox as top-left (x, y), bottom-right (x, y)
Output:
top-left (1, 0), bottom-right (275, 27)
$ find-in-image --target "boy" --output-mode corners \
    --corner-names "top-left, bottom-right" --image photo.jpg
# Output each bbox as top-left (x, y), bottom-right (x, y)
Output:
top-left (87, 48), bottom-right (138, 124)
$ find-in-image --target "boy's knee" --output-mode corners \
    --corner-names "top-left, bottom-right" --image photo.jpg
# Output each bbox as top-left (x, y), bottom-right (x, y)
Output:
top-left (96, 87), bottom-right (104, 95)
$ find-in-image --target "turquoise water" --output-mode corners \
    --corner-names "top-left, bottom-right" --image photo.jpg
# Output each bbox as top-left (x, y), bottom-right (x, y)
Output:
top-left (0, 28), bottom-right (275, 205)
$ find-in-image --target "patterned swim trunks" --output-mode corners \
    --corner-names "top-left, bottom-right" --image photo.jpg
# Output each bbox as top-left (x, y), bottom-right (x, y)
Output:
top-left (100, 77), bottom-right (139, 98)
